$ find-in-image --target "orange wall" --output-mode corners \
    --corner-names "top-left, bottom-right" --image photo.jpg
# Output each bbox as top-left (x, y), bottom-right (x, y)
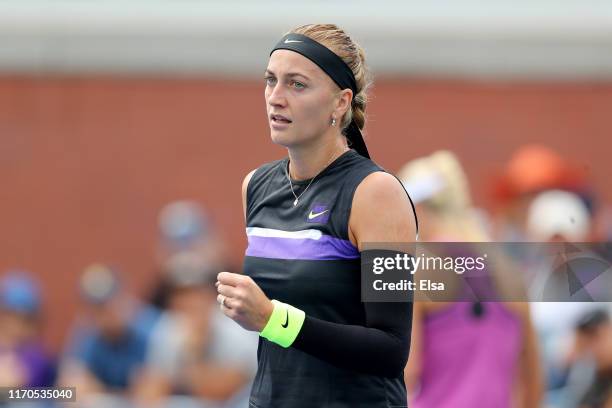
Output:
top-left (1, 77), bottom-right (610, 350)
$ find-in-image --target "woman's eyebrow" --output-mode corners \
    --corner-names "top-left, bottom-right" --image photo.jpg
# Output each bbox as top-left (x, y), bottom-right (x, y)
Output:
top-left (264, 69), bottom-right (310, 80)
top-left (288, 72), bottom-right (310, 81)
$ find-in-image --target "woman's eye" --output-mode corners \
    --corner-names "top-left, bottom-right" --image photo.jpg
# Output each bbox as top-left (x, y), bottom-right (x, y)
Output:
top-left (265, 76), bottom-right (276, 86)
top-left (292, 81), bottom-right (305, 89)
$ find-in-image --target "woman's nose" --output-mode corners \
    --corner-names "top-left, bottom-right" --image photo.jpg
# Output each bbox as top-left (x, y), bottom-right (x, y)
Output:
top-left (267, 84), bottom-right (287, 107)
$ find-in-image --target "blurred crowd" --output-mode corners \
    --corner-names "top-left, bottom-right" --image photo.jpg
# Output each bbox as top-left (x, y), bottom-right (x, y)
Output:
top-left (1, 201), bottom-right (258, 408)
top-left (1, 144), bottom-right (611, 408)
top-left (398, 145), bottom-right (612, 408)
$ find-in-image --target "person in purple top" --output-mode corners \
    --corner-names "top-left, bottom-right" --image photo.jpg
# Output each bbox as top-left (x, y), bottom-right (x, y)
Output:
top-left (399, 151), bottom-right (543, 408)
top-left (0, 271), bottom-right (55, 388)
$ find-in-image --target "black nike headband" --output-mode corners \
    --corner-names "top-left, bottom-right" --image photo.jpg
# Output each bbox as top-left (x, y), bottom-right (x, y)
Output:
top-left (270, 33), bottom-right (370, 159)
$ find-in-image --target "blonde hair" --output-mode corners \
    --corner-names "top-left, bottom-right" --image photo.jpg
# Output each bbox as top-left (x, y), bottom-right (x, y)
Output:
top-left (398, 150), bottom-right (472, 214)
top-left (288, 24), bottom-right (372, 134)
top-left (398, 150), bottom-right (489, 241)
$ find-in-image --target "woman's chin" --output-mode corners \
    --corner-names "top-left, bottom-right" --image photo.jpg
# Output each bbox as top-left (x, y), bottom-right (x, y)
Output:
top-left (270, 131), bottom-right (294, 147)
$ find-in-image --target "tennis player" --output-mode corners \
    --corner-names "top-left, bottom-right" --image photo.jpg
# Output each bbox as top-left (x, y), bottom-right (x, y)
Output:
top-left (216, 24), bottom-right (418, 408)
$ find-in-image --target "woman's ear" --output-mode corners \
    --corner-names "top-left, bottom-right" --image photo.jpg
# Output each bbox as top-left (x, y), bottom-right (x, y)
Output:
top-left (333, 89), bottom-right (353, 121)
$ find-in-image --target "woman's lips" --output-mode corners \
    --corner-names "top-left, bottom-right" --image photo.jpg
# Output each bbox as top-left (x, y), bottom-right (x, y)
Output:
top-left (270, 115), bottom-right (292, 130)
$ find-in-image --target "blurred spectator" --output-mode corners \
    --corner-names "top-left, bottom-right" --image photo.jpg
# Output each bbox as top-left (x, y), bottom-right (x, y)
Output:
top-left (572, 309), bottom-right (612, 408)
top-left (527, 190), bottom-right (592, 243)
top-left (490, 144), bottom-right (593, 242)
top-left (158, 200), bottom-right (210, 255)
top-left (528, 190), bottom-right (611, 298)
top-left (57, 264), bottom-right (159, 405)
top-left (399, 149), bottom-right (490, 241)
top-left (524, 190), bottom-right (612, 407)
top-left (133, 250), bottom-right (257, 408)
top-left (527, 189), bottom-right (605, 300)
top-left (0, 271), bottom-right (55, 388)
top-left (399, 150), bottom-right (542, 408)
top-left (151, 200), bottom-right (228, 310)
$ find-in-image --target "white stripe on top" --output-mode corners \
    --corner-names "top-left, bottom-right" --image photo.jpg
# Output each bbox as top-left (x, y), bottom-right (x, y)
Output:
top-left (246, 227), bottom-right (322, 240)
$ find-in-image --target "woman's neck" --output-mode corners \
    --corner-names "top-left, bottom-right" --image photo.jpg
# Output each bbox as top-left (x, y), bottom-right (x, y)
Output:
top-left (287, 137), bottom-right (349, 181)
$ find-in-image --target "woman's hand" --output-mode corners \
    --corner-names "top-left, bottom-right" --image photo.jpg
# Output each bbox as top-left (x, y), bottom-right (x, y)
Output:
top-left (216, 272), bottom-right (274, 332)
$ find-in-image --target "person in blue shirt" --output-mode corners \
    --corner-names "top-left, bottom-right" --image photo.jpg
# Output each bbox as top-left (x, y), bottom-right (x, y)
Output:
top-left (58, 264), bottom-right (158, 399)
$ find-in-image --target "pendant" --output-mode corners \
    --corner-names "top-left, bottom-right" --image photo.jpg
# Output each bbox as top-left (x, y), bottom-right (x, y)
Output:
top-left (293, 198), bottom-right (298, 206)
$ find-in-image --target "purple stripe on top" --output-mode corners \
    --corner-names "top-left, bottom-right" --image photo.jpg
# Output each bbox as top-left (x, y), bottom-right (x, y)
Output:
top-left (246, 234), bottom-right (360, 260)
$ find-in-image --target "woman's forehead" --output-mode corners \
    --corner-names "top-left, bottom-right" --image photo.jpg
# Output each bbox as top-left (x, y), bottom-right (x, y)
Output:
top-left (267, 50), bottom-right (323, 79)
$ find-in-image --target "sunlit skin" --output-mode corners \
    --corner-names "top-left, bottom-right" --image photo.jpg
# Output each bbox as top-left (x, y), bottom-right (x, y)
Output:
top-left (264, 50), bottom-right (352, 181)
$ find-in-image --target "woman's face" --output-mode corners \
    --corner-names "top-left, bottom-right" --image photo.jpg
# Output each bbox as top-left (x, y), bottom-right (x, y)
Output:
top-left (265, 50), bottom-right (345, 148)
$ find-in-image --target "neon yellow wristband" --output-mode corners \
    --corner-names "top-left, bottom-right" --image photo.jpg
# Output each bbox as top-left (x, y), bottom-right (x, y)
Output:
top-left (260, 300), bottom-right (306, 348)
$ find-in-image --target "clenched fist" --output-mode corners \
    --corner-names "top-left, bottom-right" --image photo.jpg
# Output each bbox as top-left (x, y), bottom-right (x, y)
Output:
top-left (216, 271), bottom-right (274, 332)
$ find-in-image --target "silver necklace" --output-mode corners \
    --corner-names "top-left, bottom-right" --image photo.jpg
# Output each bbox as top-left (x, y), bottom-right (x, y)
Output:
top-left (286, 168), bottom-right (317, 207)
top-left (285, 148), bottom-right (348, 207)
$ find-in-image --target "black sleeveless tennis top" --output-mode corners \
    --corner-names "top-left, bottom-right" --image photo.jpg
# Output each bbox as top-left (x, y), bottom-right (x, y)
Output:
top-left (243, 149), bottom-right (408, 408)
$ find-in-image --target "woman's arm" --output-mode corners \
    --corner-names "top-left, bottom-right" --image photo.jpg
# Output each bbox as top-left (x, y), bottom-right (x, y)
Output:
top-left (291, 172), bottom-right (417, 377)
top-left (291, 301), bottom-right (412, 377)
top-left (513, 302), bottom-right (543, 408)
top-left (220, 170), bottom-right (416, 377)
top-left (404, 301), bottom-right (424, 393)
top-left (347, 171), bottom-right (417, 252)
top-left (242, 168), bottom-right (257, 221)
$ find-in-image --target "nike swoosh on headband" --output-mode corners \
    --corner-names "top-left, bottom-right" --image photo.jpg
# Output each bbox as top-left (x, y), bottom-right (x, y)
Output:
top-left (284, 39), bottom-right (302, 43)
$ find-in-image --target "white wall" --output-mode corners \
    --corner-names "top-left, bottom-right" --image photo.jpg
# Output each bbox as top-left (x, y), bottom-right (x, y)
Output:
top-left (1, 0), bottom-right (612, 79)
